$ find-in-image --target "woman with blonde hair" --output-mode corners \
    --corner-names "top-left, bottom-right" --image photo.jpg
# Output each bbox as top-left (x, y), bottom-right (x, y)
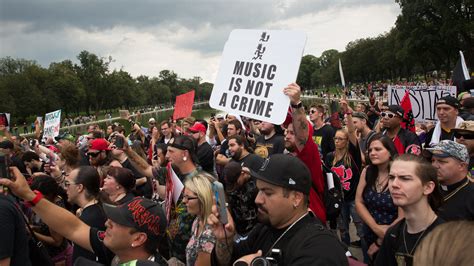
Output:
top-left (325, 100), bottom-right (363, 249)
top-left (183, 173), bottom-right (216, 266)
top-left (414, 221), bottom-right (474, 266)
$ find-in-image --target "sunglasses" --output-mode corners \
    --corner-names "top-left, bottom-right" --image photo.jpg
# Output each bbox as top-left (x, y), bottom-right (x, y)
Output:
top-left (380, 112), bottom-right (396, 119)
top-left (87, 151), bottom-right (101, 157)
top-left (454, 132), bottom-right (474, 140)
top-left (309, 110), bottom-right (317, 114)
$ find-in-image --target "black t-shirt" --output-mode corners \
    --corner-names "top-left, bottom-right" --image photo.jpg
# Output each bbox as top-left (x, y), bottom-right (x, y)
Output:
top-left (424, 126), bottom-right (455, 148)
top-left (375, 217), bottom-right (444, 266)
top-left (438, 178), bottom-right (474, 221)
top-left (122, 159), bottom-right (153, 199)
top-left (312, 124), bottom-right (336, 162)
top-left (0, 194), bottom-right (31, 266)
top-left (116, 193), bottom-right (137, 205)
top-left (254, 134), bottom-right (285, 158)
top-left (234, 153), bottom-right (265, 172)
top-left (325, 142), bottom-right (362, 202)
top-left (211, 213), bottom-right (348, 266)
top-left (74, 204), bottom-right (109, 264)
top-left (197, 142), bottom-right (215, 174)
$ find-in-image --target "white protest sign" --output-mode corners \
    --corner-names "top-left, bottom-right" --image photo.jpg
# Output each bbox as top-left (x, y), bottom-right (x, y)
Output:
top-left (388, 86), bottom-right (456, 123)
top-left (169, 166), bottom-right (184, 205)
top-left (210, 29), bottom-right (306, 124)
top-left (43, 110), bottom-right (61, 139)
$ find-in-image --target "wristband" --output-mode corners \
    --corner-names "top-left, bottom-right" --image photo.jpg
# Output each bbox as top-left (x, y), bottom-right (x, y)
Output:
top-left (27, 190), bottom-right (44, 207)
top-left (374, 240), bottom-right (381, 247)
top-left (291, 101), bottom-right (302, 109)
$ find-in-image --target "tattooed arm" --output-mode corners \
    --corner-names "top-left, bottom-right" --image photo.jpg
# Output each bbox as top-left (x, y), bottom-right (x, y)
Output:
top-left (284, 83), bottom-right (309, 152)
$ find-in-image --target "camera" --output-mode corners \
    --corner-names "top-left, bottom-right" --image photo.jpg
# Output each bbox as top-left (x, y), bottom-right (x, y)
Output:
top-left (250, 249), bottom-right (281, 266)
top-left (0, 151), bottom-right (11, 179)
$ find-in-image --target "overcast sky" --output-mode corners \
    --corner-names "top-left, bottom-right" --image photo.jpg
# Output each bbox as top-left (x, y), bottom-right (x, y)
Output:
top-left (0, 0), bottom-right (401, 82)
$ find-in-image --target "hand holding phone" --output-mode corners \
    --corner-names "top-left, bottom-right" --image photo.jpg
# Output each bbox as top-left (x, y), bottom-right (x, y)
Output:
top-left (115, 136), bottom-right (124, 149)
top-left (0, 152), bottom-right (11, 179)
top-left (212, 181), bottom-right (228, 225)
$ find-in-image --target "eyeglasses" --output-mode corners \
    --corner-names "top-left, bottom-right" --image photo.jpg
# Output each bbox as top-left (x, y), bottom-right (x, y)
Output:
top-left (309, 110), bottom-right (317, 114)
top-left (182, 195), bottom-right (198, 201)
top-left (334, 137), bottom-right (347, 141)
top-left (87, 151), bottom-right (101, 157)
top-left (380, 112), bottom-right (396, 119)
top-left (454, 132), bottom-right (474, 140)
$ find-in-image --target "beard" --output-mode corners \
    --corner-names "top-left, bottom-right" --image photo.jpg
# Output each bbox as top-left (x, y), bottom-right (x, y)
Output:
top-left (284, 140), bottom-right (296, 153)
top-left (231, 148), bottom-right (242, 161)
top-left (256, 205), bottom-right (271, 225)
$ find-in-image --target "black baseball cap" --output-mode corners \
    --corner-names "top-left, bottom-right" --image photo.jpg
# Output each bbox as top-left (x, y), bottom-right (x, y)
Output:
top-left (436, 95), bottom-right (460, 109)
top-left (252, 154), bottom-right (311, 195)
top-left (103, 197), bottom-right (166, 241)
top-left (387, 105), bottom-right (404, 117)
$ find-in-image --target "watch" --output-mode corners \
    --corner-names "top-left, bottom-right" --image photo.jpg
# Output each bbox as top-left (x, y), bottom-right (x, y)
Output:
top-left (291, 101), bottom-right (302, 109)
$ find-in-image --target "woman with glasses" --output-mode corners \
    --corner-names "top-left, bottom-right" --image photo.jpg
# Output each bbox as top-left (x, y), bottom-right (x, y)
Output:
top-left (374, 154), bottom-right (444, 266)
top-left (102, 166), bottom-right (137, 204)
top-left (183, 173), bottom-right (216, 266)
top-left (326, 100), bottom-right (363, 248)
top-left (356, 133), bottom-right (403, 263)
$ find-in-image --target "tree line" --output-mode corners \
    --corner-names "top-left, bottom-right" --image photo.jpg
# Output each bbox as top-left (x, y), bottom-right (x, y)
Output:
top-left (296, 0), bottom-right (472, 90)
top-left (0, 51), bottom-right (213, 123)
top-left (1, 0), bottom-right (471, 123)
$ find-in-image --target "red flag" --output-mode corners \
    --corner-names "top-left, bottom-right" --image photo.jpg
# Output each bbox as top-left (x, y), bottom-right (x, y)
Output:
top-left (173, 90), bottom-right (195, 120)
top-left (400, 90), bottom-right (415, 133)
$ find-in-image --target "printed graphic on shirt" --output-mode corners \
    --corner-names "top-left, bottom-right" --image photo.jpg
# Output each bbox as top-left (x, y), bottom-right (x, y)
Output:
top-left (255, 144), bottom-right (271, 158)
top-left (312, 136), bottom-right (323, 159)
top-left (331, 165), bottom-right (353, 191)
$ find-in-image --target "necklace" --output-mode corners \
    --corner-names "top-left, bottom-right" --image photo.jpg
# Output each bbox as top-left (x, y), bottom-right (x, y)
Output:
top-left (443, 179), bottom-right (470, 201)
top-left (403, 214), bottom-right (437, 255)
top-left (376, 174), bottom-right (389, 193)
top-left (265, 212), bottom-right (308, 257)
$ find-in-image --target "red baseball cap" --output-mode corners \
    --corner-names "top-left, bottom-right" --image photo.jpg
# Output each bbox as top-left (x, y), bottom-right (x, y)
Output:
top-left (188, 122), bottom-right (206, 134)
top-left (89, 138), bottom-right (111, 151)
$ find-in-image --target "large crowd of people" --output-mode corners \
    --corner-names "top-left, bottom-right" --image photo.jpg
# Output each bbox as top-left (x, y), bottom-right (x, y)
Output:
top-left (0, 82), bottom-right (473, 266)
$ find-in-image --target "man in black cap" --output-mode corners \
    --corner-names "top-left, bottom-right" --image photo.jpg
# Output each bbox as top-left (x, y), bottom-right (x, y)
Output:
top-left (425, 95), bottom-right (464, 148)
top-left (208, 154), bottom-right (348, 265)
top-left (381, 105), bottom-right (421, 155)
top-left (0, 167), bottom-right (168, 265)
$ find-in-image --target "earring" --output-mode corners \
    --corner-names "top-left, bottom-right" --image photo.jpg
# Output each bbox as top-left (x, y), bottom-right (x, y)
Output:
top-left (183, 156), bottom-right (187, 161)
top-left (293, 204), bottom-right (297, 209)
top-left (131, 244), bottom-right (135, 248)
top-left (116, 186), bottom-right (120, 190)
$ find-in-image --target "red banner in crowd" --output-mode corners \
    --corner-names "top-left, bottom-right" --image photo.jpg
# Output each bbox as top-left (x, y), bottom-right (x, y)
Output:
top-left (400, 90), bottom-right (415, 133)
top-left (173, 90), bottom-right (195, 120)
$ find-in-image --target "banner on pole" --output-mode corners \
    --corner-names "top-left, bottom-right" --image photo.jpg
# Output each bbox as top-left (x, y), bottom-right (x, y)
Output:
top-left (388, 86), bottom-right (456, 123)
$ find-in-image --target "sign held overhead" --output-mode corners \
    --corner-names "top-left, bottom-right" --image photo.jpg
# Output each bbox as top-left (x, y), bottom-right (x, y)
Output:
top-left (210, 29), bottom-right (306, 124)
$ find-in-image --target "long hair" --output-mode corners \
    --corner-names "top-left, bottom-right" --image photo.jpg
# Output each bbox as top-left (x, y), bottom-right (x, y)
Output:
top-left (364, 133), bottom-right (398, 191)
top-left (184, 172), bottom-right (215, 222)
top-left (392, 154), bottom-right (442, 211)
top-left (333, 128), bottom-right (352, 168)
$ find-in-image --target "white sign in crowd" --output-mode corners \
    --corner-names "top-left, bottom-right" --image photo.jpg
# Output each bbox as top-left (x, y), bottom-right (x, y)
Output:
top-left (210, 29), bottom-right (307, 124)
top-left (42, 110), bottom-right (61, 140)
top-left (388, 86), bottom-right (457, 123)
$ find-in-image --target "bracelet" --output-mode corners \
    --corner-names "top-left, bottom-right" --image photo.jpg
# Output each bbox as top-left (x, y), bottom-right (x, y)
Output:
top-left (374, 240), bottom-right (382, 247)
top-left (26, 190), bottom-right (44, 207)
top-left (291, 101), bottom-right (302, 109)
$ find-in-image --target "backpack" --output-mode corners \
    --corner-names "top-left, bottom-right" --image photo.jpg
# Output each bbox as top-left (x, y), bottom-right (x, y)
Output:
top-left (314, 162), bottom-right (344, 222)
